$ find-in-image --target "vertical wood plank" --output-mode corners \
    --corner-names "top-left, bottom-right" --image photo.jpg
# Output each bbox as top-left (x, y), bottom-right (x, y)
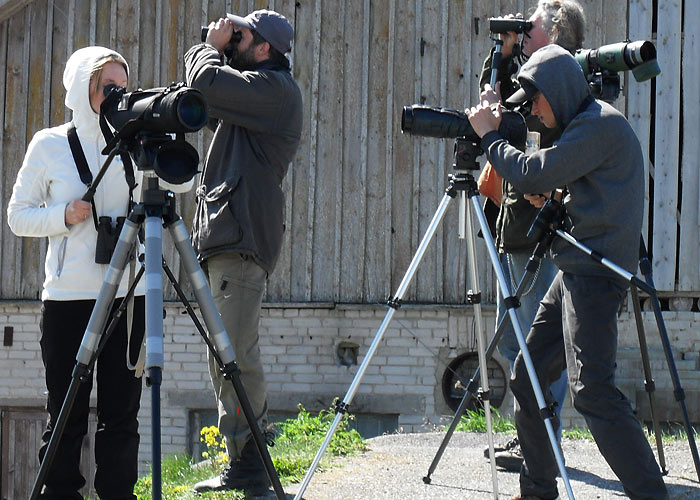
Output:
top-left (678, 0), bottom-right (700, 291)
top-left (651, 0), bottom-right (681, 291)
top-left (362, 0), bottom-right (391, 301)
top-left (338, 0), bottom-right (367, 302)
top-left (21, 1), bottom-right (50, 298)
top-left (309, 0), bottom-right (342, 301)
top-left (627, 0), bottom-right (653, 254)
top-left (1, 7), bottom-right (30, 298)
top-left (389, 0), bottom-right (417, 301)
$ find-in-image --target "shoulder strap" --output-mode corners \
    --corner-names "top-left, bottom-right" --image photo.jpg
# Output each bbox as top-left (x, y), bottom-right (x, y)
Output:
top-left (67, 124), bottom-right (93, 186)
top-left (67, 124), bottom-right (99, 228)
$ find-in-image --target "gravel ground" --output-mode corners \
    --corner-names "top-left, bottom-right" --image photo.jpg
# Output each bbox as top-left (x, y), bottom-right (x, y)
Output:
top-left (283, 432), bottom-right (700, 500)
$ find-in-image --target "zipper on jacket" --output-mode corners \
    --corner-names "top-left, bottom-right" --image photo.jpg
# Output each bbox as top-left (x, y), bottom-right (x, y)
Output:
top-left (56, 236), bottom-right (68, 277)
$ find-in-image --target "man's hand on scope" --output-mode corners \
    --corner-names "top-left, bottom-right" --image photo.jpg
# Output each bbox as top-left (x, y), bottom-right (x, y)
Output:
top-left (205, 17), bottom-right (234, 54)
top-left (466, 85), bottom-right (503, 138)
top-left (480, 82), bottom-right (502, 107)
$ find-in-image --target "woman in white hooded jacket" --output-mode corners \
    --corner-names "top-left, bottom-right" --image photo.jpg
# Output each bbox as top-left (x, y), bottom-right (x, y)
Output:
top-left (7, 46), bottom-right (190, 500)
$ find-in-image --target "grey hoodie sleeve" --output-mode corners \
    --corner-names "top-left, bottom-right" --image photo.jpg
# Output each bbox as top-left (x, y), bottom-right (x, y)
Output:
top-left (185, 44), bottom-right (281, 132)
top-left (481, 114), bottom-right (609, 194)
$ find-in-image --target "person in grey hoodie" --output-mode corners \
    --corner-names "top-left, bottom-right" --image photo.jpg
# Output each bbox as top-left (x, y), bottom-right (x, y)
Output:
top-left (467, 44), bottom-right (668, 500)
top-left (184, 9), bottom-right (303, 495)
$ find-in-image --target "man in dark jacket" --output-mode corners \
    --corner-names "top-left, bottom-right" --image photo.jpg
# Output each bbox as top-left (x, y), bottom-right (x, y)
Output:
top-left (467, 44), bottom-right (668, 500)
top-left (184, 9), bottom-right (303, 494)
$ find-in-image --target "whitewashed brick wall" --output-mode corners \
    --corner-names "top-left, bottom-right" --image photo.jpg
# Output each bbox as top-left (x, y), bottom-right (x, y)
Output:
top-left (1, 299), bottom-right (698, 474)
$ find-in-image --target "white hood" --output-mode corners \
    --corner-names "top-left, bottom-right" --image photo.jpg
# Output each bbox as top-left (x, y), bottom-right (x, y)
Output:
top-left (63, 46), bottom-right (128, 138)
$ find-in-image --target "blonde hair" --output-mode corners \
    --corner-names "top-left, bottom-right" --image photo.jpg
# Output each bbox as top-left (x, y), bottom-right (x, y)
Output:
top-left (89, 54), bottom-right (128, 88)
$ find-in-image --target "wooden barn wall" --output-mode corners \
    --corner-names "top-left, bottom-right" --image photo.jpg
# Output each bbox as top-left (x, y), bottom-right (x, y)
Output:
top-left (0, 0), bottom-right (690, 304)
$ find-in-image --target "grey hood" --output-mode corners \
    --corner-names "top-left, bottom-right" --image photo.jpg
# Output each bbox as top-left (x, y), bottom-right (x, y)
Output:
top-left (517, 44), bottom-right (590, 130)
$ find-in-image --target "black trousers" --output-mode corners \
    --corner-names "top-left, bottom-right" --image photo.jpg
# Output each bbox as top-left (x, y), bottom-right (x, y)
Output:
top-left (38, 297), bottom-right (144, 500)
top-left (510, 272), bottom-right (668, 500)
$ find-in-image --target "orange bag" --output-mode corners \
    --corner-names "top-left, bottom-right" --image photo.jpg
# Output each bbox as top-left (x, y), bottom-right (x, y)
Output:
top-left (477, 162), bottom-right (503, 206)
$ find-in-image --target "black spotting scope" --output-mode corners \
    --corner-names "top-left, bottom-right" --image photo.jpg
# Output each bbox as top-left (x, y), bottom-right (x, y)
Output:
top-left (401, 104), bottom-right (527, 151)
top-left (102, 82), bottom-right (208, 136)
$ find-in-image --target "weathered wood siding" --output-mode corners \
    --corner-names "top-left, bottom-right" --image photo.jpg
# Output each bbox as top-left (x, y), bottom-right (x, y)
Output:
top-left (0, 0), bottom-right (691, 303)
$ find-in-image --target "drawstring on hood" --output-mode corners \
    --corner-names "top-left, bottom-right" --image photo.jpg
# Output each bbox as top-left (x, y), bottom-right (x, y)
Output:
top-left (516, 44), bottom-right (590, 130)
top-left (63, 46), bottom-right (128, 140)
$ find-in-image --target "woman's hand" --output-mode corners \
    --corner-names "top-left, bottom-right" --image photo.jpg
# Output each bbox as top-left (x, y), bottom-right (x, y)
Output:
top-left (64, 199), bottom-right (91, 226)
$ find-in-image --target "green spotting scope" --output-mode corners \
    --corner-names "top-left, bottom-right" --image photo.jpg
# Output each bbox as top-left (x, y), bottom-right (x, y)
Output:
top-left (575, 40), bottom-right (660, 82)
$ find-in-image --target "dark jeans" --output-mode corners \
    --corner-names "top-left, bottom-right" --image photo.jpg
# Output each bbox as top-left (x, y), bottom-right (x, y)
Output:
top-left (39, 297), bottom-right (144, 500)
top-left (510, 272), bottom-right (668, 500)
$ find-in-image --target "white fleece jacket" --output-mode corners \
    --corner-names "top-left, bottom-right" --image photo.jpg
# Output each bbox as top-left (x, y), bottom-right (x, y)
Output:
top-left (8, 46), bottom-right (191, 301)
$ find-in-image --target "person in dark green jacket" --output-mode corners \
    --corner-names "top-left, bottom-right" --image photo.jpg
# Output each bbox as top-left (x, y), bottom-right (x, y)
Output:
top-left (479, 0), bottom-right (585, 472)
top-left (185, 9), bottom-right (303, 495)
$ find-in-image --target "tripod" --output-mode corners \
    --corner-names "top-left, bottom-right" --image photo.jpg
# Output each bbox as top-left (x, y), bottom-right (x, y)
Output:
top-left (292, 141), bottom-right (576, 500)
top-left (423, 224), bottom-right (555, 483)
top-left (30, 174), bottom-right (286, 500)
top-left (423, 194), bottom-right (698, 483)
top-left (548, 214), bottom-right (700, 482)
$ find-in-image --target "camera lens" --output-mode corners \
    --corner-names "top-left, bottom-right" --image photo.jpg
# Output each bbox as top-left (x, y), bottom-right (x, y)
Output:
top-left (177, 93), bottom-right (208, 130)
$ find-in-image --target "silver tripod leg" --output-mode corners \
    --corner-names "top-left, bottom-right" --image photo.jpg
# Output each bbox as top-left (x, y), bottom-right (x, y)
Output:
top-left (293, 192), bottom-right (454, 500)
top-left (464, 195), bottom-right (499, 499)
top-left (470, 195), bottom-right (575, 500)
top-left (167, 218), bottom-right (287, 500)
top-left (144, 214), bottom-right (166, 500)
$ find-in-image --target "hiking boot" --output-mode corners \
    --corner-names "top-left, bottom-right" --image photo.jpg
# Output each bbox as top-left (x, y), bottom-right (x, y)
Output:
top-left (483, 436), bottom-right (519, 458)
top-left (484, 437), bottom-right (523, 471)
top-left (193, 438), bottom-right (271, 495)
top-left (508, 495), bottom-right (560, 500)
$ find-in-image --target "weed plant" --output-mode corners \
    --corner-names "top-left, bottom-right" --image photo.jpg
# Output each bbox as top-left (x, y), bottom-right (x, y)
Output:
top-left (131, 404), bottom-right (366, 500)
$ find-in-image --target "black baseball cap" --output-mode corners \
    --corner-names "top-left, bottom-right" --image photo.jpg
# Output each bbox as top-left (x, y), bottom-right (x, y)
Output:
top-left (506, 80), bottom-right (539, 107)
top-left (226, 9), bottom-right (294, 53)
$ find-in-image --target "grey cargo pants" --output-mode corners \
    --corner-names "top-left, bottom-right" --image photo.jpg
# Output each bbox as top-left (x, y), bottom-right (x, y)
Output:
top-left (510, 271), bottom-right (668, 500)
top-left (204, 253), bottom-right (268, 459)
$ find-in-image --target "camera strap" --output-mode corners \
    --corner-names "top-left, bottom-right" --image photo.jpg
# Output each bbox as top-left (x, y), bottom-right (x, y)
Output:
top-left (67, 124), bottom-right (135, 225)
top-left (67, 124), bottom-right (100, 230)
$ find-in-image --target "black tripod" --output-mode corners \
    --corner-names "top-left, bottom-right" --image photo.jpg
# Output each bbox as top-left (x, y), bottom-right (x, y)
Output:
top-left (548, 211), bottom-right (700, 482)
top-left (30, 172), bottom-right (287, 500)
top-left (292, 140), bottom-right (576, 500)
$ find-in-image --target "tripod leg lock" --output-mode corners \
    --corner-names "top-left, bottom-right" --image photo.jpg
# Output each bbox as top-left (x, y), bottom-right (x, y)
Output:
top-left (334, 400), bottom-right (350, 414)
top-left (220, 361), bottom-right (242, 380)
top-left (538, 403), bottom-right (557, 422)
top-left (477, 388), bottom-right (490, 402)
top-left (644, 379), bottom-right (656, 393)
top-left (387, 297), bottom-right (401, 309)
top-left (467, 290), bottom-right (481, 305)
top-left (674, 387), bottom-right (686, 402)
top-left (72, 363), bottom-right (92, 383)
top-left (504, 296), bottom-right (521, 309)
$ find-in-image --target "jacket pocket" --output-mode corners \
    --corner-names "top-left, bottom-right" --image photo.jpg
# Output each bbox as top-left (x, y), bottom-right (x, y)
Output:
top-left (195, 175), bottom-right (243, 251)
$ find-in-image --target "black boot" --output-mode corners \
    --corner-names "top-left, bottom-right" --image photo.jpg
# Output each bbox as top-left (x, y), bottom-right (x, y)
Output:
top-left (193, 438), bottom-right (270, 495)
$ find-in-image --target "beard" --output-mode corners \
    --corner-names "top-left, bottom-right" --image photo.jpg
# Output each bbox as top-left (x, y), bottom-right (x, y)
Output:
top-left (230, 44), bottom-right (259, 71)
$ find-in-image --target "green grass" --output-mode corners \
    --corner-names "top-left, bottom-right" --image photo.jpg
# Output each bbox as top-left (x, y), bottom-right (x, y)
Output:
top-left (132, 404), bottom-right (367, 500)
top-left (452, 408), bottom-right (517, 433)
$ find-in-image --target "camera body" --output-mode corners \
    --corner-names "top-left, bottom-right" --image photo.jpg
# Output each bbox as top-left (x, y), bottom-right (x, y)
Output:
top-left (95, 216), bottom-right (126, 264)
top-left (488, 17), bottom-right (532, 34)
